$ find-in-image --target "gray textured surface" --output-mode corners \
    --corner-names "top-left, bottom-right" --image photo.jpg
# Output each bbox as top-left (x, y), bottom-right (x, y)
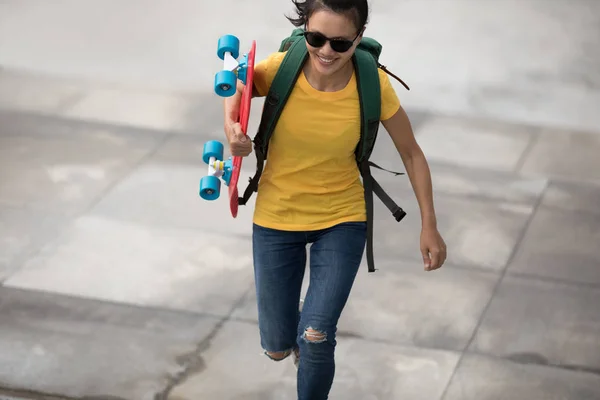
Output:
top-left (507, 207), bottom-right (600, 284)
top-left (444, 354), bottom-right (600, 400)
top-left (168, 320), bottom-right (461, 400)
top-left (469, 276), bottom-right (600, 370)
top-left (0, 287), bottom-right (220, 400)
top-left (4, 215), bottom-right (254, 317)
top-left (519, 128), bottom-right (600, 181)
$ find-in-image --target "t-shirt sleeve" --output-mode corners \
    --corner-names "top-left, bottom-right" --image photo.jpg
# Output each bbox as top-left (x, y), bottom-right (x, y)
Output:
top-left (378, 68), bottom-right (401, 121)
top-left (253, 51), bottom-right (286, 97)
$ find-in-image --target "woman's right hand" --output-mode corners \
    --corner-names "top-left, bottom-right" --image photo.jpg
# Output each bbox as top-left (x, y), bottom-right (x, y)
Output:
top-left (225, 121), bottom-right (252, 157)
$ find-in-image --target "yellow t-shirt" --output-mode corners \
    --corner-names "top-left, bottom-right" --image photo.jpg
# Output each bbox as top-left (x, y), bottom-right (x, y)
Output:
top-left (252, 51), bottom-right (401, 231)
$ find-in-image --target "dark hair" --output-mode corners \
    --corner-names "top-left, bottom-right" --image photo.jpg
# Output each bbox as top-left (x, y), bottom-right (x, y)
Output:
top-left (287, 0), bottom-right (369, 32)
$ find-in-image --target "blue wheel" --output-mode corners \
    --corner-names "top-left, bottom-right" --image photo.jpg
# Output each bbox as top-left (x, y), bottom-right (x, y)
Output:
top-left (199, 176), bottom-right (221, 200)
top-left (202, 140), bottom-right (224, 164)
top-left (214, 70), bottom-right (237, 97)
top-left (217, 35), bottom-right (240, 60)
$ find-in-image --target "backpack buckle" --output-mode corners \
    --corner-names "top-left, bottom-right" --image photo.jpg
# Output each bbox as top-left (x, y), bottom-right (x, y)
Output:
top-left (392, 207), bottom-right (406, 222)
top-left (266, 92), bottom-right (279, 106)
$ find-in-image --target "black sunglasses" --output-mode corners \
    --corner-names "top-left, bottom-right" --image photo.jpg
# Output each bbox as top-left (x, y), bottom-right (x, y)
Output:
top-left (303, 29), bottom-right (362, 53)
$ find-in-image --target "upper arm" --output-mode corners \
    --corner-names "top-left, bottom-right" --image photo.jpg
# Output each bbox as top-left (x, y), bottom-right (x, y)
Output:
top-left (378, 69), bottom-right (420, 158)
top-left (382, 105), bottom-right (421, 158)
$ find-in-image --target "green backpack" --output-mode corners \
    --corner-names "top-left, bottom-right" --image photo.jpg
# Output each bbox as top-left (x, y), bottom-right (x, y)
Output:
top-left (238, 28), bottom-right (410, 273)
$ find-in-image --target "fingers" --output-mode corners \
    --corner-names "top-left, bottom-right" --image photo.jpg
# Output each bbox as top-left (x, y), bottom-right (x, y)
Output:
top-left (227, 122), bottom-right (252, 157)
top-left (421, 250), bottom-right (432, 271)
top-left (422, 244), bottom-right (447, 272)
top-left (428, 250), bottom-right (440, 271)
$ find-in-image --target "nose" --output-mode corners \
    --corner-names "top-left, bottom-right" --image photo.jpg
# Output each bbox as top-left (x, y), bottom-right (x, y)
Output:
top-left (319, 41), bottom-right (336, 56)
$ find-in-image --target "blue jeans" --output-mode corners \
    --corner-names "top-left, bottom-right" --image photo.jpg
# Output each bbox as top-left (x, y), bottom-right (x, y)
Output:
top-left (252, 221), bottom-right (367, 400)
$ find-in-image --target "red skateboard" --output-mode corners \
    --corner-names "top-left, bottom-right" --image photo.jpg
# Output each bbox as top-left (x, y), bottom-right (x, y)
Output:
top-left (199, 35), bottom-right (256, 218)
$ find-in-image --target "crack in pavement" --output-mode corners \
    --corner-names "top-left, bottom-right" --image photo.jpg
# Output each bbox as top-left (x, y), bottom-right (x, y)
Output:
top-left (154, 285), bottom-right (253, 400)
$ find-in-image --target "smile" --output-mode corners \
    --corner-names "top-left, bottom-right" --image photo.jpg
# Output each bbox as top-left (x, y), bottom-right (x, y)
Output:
top-left (317, 55), bottom-right (335, 65)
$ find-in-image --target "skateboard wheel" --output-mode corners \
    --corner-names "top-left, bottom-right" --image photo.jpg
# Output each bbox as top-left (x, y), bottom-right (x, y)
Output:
top-left (214, 70), bottom-right (237, 97)
top-left (199, 176), bottom-right (221, 200)
top-left (217, 35), bottom-right (240, 60)
top-left (202, 140), bottom-right (224, 164)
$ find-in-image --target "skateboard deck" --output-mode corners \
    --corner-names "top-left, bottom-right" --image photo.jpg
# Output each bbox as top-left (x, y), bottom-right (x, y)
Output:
top-left (229, 39), bottom-right (255, 218)
top-left (199, 35), bottom-right (256, 218)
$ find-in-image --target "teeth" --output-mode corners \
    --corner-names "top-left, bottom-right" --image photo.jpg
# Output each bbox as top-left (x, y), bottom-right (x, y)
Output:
top-left (318, 56), bottom-right (334, 64)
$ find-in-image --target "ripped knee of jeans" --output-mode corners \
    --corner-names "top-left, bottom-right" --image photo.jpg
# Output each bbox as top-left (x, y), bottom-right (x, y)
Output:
top-left (302, 327), bottom-right (327, 344)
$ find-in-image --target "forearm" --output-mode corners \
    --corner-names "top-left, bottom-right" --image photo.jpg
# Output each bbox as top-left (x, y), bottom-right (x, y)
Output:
top-left (401, 147), bottom-right (437, 230)
top-left (223, 81), bottom-right (244, 140)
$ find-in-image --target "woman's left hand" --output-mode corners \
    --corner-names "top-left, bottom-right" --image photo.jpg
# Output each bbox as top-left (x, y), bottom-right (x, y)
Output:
top-left (420, 227), bottom-right (447, 272)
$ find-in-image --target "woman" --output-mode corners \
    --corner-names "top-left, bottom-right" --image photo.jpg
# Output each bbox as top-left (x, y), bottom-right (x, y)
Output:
top-left (223, 0), bottom-right (447, 398)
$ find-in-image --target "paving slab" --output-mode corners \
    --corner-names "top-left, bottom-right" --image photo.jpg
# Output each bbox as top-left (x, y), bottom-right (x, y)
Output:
top-left (443, 353), bottom-right (600, 400)
top-left (507, 206), bottom-right (600, 284)
top-left (0, 287), bottom-right (220, 400)
top-left (520, 128), bottom-right (600, 181)
top-left (233, 259), bottom-right (498, 352)
top-left (424, 163), bottom-right (547, 205)
top-left (469, 275), bottom-right (600, 371)
top-left (0, 206), bottom-right (67, 281)
top-left (370, 155), bottom-right (548, 207)
top-left (3, 215), bottom-right (254, 316)
top-left (371, 194), bottom-right (534, 272)
top-left (86, 134), bottom-right (258, 236)
top-left (0, 112), bottom-right (164, 215)
top-left (541, 179), bottom-right (600, 215)
top-left (61, 88), bottom-right (199, 132)
top-left (167, 320), bottom-right (460, 400)
top-left (88, 163), bottom-right (257, 236)
top-left (0, 68), bottom-right (83, 115)
top-left (411, 115), bottom-right (536, 171)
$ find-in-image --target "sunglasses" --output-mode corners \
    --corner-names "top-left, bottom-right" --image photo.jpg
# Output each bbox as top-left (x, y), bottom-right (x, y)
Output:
top-left (303, 29), bottom-right (362, 53)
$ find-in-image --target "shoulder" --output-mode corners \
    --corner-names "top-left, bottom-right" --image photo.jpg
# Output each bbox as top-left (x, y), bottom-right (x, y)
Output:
top-left (376, 68), bottom-right (401, 121)
top-left (376, 67), bottom-right (393, 90)
top-left (258, 51), bottom-right (287, 70)
top-left (253, 51), bottom-right (287, 97)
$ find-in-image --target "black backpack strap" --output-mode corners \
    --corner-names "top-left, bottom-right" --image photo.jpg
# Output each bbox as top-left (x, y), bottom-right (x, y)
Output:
top-left (354, 48), bottom-right (408, 273)
top-left (353, 48), bottom-right (382, 273)
top-left (359, 160), bottom-right (377, 272)
top-left (238, 38), bottom-right (309, 206)
top-left (371, 175), bottom-right (407, 222)
top-left (238, 150), bottom-right (265, 205)
top-left (360, 161), bottom-right (407, 272)
top-left (369, 160), bottom-right (404, 176)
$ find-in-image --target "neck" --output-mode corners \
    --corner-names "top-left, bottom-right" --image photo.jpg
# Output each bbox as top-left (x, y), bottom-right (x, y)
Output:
top-left (304, 60), bottom-right (354, 92)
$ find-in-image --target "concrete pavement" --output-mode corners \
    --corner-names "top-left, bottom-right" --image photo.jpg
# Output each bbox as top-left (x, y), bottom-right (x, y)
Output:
top-left (1, 0), bottom-right (600, 399)
top-left (1, 67), bottom-right (599, 399)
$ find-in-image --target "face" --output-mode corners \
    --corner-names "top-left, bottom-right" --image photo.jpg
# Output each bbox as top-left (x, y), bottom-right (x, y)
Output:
top-left (304, 9), bottom-right (362, 77)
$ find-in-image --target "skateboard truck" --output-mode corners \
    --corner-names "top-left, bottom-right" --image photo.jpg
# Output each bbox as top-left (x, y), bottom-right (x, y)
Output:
top-left (199, 140), bottom-right (233, 200)
top-left (214, 35), bottom-right (249, 96)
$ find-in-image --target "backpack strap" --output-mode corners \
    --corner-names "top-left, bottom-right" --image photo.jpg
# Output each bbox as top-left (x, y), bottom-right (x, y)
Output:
top-left (354, 48), bottom-right (407, 272)
top-left (238, 38), bottom-right (308, 206)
